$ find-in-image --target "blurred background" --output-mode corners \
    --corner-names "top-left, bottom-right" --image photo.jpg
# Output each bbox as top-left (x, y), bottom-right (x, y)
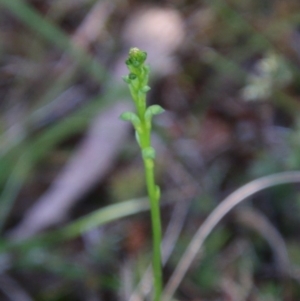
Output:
top-left (1, 0), bottom-right (300, 300)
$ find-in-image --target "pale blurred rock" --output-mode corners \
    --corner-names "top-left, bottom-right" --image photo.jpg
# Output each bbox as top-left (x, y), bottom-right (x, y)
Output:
top-left (121, 6), bottom-right (184, 76)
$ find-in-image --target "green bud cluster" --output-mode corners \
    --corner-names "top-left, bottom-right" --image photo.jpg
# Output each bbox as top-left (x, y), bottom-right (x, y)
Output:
top-left (126, 47), bottom-right (147, 67)
top-left (122, 48), bottom-right (151, 116)
top-left (120, 47), bottom-right (164, 149)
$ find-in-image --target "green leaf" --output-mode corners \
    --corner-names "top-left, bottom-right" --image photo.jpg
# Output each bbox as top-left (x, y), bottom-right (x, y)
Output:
top-left (145, 105), bottom-right (165, 119)
top-left (119, 112), bottom-right (141, 128)
top-left (141, 85), bottom-right (151, 93)
top-left (142, 147), bottom-right (156, 160)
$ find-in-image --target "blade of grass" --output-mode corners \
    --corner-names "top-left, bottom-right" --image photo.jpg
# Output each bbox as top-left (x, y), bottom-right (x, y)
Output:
top-left (0, 153), bottom-right (31, 233)
top-left (0, 86), bottom-right (127, 185)
top-left (0, 0), bottom-right (107, 83)
top-left (0, 197), bottom-right (150, 253)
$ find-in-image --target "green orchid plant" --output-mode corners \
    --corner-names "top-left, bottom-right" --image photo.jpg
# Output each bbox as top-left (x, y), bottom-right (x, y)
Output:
top-left (120, 47), bottom-right (164, 301)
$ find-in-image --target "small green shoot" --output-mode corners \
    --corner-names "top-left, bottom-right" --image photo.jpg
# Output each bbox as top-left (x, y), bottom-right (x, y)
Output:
top-left (121, 47), bottom-right (164, 301)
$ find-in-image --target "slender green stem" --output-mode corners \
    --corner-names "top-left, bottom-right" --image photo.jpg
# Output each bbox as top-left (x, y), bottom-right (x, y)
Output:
top-left (120, 48), bottom-right (164, 301)
top-left (139, 89), bottom-right (162, 301)
top-left (144, 157), bottom-right (162, 301)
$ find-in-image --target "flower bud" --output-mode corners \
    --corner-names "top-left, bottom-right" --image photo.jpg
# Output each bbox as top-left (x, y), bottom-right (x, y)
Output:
top-left (127, 47), bottom-right (147, 68)
top-left (122, 75), bottom-right (131, 84)
top-left (129, 73), bottom-right (137, 80)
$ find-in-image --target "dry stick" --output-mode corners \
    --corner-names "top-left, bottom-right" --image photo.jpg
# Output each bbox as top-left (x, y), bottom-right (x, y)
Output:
top-left (162, 171), bottom-right (300, 300)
